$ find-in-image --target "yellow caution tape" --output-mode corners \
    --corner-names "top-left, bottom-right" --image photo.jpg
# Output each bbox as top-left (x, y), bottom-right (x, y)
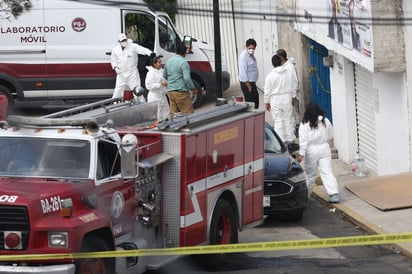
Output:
top-left (1, 232), bottom-right (412, 261)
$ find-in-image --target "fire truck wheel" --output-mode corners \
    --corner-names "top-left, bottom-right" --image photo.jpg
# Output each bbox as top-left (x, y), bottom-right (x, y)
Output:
top-left (194, 199), bottom-right (238, 267)
top-left (76, 234), bottom-right (115, 274)
top-left (209, 199), bottom-right (238, 245)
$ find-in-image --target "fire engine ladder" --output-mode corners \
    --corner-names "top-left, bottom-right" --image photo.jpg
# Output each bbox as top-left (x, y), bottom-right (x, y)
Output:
top-left (41, 98), bottom-right (158, 127)
top-left (42, 97), bottom-right (123, 119)
top-left (158, 101), bottom-right (252, 131)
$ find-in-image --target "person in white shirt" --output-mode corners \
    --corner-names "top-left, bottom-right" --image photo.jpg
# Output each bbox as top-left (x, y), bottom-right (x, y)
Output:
top-left (145, 56), bottom-right (168, 121)
top-left (238, 38), bottom-right (259, 109)
top-left (111, 33), bottom-right (154, 101)
top-left (297, 103), bottom-right (339, 203)
top-left (264, 54), bottom-right (296, 143)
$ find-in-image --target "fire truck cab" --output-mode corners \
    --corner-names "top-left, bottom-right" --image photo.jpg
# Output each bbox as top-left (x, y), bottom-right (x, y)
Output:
top-left (0, 98), bottom-right (264, 273)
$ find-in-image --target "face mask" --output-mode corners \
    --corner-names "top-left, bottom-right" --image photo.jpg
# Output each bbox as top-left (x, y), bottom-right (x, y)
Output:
top-left (247, 49), bottom-right (255, 55)
top-left (120, 41), bottom-right (128, 47)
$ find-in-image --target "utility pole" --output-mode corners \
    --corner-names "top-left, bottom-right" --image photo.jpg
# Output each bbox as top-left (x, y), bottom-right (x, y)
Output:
top-left (213, 0), bottom-right (222, 98)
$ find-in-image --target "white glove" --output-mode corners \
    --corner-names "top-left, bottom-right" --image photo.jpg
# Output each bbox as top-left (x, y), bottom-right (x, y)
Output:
top-left (114, 67), bottom-right (121, 74)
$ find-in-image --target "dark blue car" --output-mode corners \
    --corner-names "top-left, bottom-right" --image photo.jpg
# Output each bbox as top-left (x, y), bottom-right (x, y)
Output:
top-left (263, 122), bottom-right (308, 221)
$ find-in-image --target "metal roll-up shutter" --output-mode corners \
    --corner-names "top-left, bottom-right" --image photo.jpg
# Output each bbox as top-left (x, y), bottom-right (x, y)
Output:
top-left (354, 64), bottom-right (377, 174)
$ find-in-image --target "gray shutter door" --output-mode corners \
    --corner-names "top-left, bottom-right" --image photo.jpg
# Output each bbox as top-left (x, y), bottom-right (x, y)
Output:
top-left (354, 64), bottom-right (377, 175)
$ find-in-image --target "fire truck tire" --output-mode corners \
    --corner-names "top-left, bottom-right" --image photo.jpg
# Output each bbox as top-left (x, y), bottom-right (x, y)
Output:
top-left (194, 199), bottom-right (238, 267)
top-left (209, 199), bottom-right (238, 245)
top-left (76, 234), bottom-right (115, 274)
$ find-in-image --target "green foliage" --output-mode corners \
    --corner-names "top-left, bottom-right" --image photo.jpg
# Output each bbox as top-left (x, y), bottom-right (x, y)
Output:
top-left (143, 0), bottom-right (177, 22)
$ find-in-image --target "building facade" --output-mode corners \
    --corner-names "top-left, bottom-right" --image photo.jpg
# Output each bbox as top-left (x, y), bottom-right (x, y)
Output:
top-left (294, 0), bottom-right (410, 176)
top-left (175, 0), bottom-right (411, 176)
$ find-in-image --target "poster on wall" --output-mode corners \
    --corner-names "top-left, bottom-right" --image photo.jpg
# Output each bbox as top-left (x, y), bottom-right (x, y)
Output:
top-left (327, 0), bottom-right (372, 57)
top-left (297, 0), bottom-right (372, 59)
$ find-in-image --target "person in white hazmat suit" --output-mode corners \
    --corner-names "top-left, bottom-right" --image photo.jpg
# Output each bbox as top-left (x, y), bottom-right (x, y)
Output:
top-left (264, 54), bottom-right (296, 143)
top-left (111, 33), bottom-right (154, 101)
top-left (276, 49), bottom-right (298, 105)
top-left (277, 49), bottom-right (298, 128)
top-left (296, 103), bottom-right (340, 203)
top-left (145, 56), bottom-right (169, 121)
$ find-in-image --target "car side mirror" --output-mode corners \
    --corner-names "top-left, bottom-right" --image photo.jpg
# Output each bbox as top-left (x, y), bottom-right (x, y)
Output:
top-left (287, 142), bottom-right (299, 153)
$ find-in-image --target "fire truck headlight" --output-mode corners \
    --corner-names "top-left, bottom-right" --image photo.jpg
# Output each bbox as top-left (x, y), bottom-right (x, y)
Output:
top-left (49, 232), bottom-right (69, 248)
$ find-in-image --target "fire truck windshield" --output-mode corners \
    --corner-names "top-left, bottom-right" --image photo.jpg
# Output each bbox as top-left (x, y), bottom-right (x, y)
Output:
top-left (0, 137), bottom-right (90, 179)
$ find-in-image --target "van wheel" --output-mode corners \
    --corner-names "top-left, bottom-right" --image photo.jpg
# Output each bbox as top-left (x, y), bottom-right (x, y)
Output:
top-left (76, 235), bottom-right (115, 274)
top-left (191, 79), bottom-right (203, 109)
top-left (0, 85), bottom-right (14, 116)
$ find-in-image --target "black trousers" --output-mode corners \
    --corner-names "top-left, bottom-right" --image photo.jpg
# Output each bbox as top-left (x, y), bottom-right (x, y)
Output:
top-left (240, 81), bottom-right (259, 109)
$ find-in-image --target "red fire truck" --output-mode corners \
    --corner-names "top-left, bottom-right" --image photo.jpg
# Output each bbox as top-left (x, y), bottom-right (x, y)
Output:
top-left (0, 97), bottom-right (264, 273)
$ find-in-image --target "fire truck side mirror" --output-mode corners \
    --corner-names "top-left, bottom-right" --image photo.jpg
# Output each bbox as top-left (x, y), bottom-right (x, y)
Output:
top-left (121, 134), bottom-right (139, 178)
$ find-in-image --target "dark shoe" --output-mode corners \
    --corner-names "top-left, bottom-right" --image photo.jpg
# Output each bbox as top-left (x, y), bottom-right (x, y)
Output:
top-left (329, 194), bottom-right (340, 203)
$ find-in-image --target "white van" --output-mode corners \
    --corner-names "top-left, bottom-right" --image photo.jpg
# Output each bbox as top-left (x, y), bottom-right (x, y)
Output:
top-left (0, 0), bottom-right (230, 112)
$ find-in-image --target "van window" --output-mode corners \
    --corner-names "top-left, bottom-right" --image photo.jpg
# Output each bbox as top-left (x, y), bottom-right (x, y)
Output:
top-left (158, 15), bottom-right (180, 53)
top-left (124, 12), bottom-right (155, 50)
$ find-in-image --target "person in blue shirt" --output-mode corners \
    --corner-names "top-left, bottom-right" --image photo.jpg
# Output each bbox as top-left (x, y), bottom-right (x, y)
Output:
top-left (238, 38), bottom-right (259, 109)
top-left (163, 44), bottom-right (198, 116)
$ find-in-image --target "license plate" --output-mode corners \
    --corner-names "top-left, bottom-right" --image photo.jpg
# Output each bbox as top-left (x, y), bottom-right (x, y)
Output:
top-left (263, 196), bottom-right (270, 207)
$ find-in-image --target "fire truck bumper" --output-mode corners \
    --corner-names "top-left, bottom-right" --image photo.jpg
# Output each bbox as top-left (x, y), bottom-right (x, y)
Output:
top-left (0, 263), bottom-right (75, 274)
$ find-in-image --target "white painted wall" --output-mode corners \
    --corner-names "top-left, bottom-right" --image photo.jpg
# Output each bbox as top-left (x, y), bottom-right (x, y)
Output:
top-left (373, 72), bottom-right (409, 174)
top-left (234, 0), bottom-right (278, 90)
top-left (329, 53), bottom-right (357, 164)
top-left (403, 0), bottom-right (412, 172)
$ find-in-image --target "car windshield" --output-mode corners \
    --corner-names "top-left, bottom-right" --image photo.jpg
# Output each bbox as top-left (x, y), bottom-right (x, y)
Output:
top-left (264, 126), bottom-right (283, 153)
top-left (0, 137), bottom-right (90, 179)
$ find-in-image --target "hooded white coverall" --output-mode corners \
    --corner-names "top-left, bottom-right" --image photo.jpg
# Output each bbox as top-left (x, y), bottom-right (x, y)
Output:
top-left (111, 39), bottom-right (152, 100)
top-left (284, 58), bottom-right (299, 100)
top-left (264, 65), bottom-right (296, 142)
top-left (145, 66), bottom-right (169, 121)
top-left (298, 116), bottom-right (339, 196)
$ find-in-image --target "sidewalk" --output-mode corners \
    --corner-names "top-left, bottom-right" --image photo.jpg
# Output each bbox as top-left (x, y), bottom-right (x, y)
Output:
top-left (312, 158), bottom-right (412, 259)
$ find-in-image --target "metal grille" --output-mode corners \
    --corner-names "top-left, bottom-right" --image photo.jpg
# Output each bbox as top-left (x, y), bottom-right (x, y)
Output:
top-left (354, 64), bottom-right (377, 175)
top-left (161, 133), bottom-right (182, 247)
top-left (0, 205), bottom-right (30, 249)
top-left (264, 181), bottom-right (293, 196)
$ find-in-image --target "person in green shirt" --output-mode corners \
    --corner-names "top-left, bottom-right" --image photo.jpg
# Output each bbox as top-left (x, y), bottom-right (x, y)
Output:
top-left (163, 44), bottom-right (198, 116)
